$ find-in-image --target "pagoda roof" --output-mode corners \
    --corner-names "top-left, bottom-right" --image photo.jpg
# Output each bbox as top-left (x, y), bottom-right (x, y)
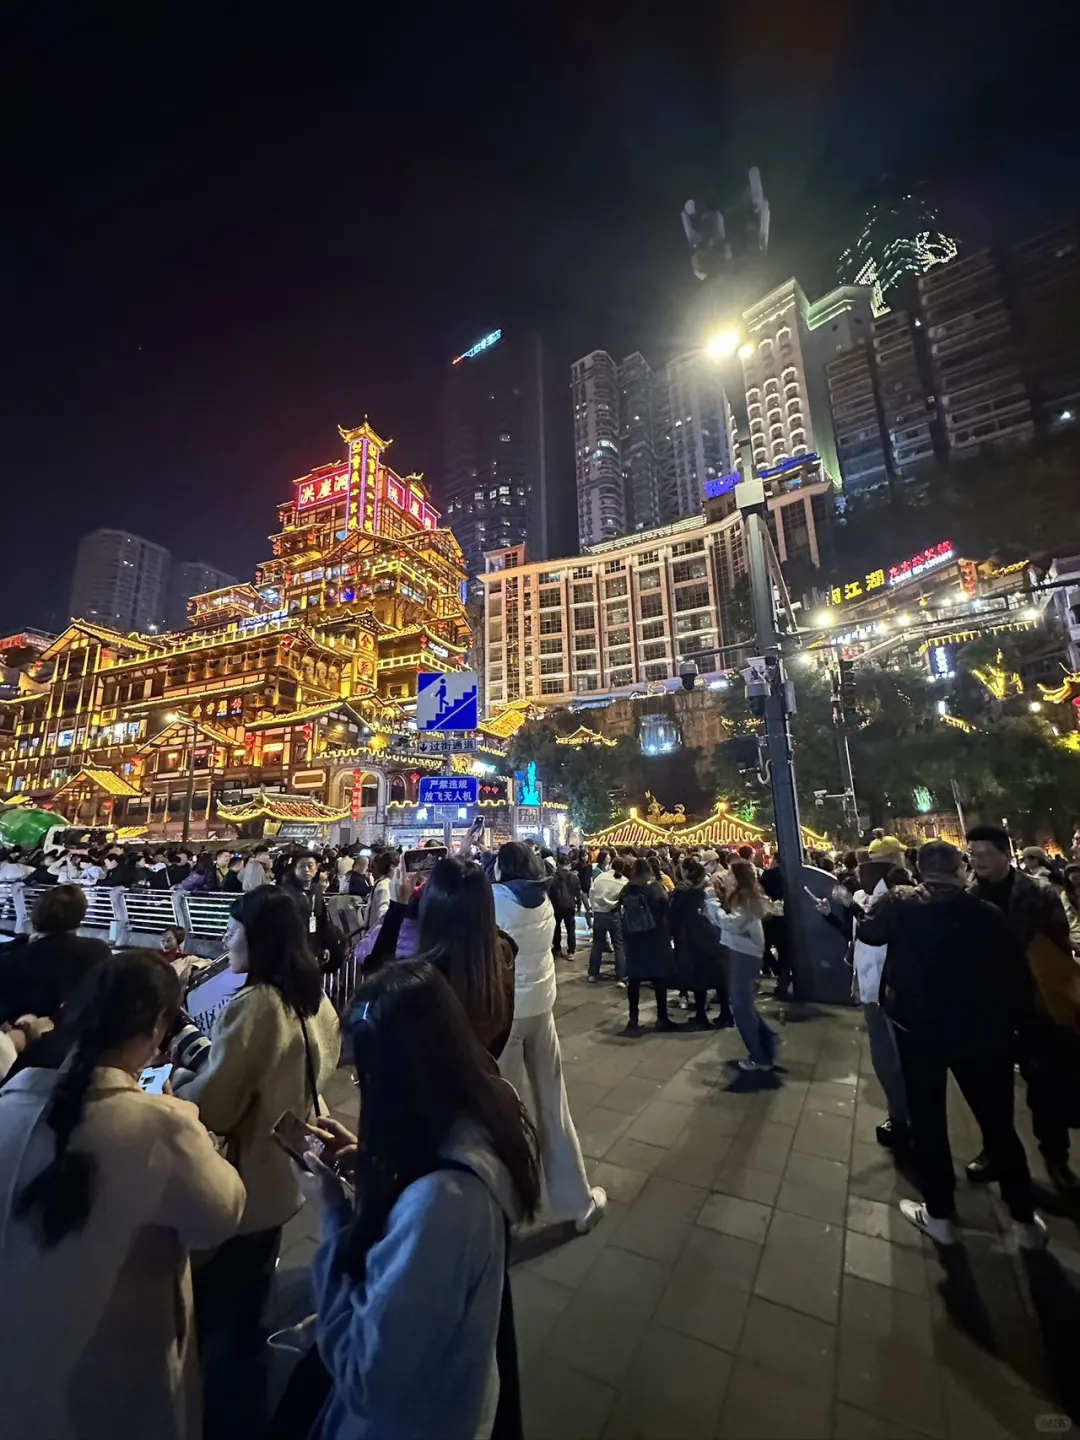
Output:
top-left (52, 768), bottom-right (143, 799)
top-left (216, 789), bottom-right (349, 823)
top-left (39, 622), bottom-right (157, 662)
top-left (478, 703), bottom-right (532, 740)
top-left (555, 726), bottom-right (617, 748)
top-left (587, 802), bottom-right (829, 850)
top-left (134, 719), bottom-right (235, 755)
top-left (245, 700), bottom-right (370, 732)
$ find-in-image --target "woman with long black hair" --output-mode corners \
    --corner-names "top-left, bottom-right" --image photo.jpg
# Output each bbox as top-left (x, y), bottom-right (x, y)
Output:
top-left (0, 951), bottom-right (245, 1440)
top-left (175, 887), bottom-right (340, 1440)
top-left (297, 959), bottom-right (541, 1440)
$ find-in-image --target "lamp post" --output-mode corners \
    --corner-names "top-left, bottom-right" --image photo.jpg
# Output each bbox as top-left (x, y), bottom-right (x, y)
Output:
top-left (166, 713), bottom-right (198, 845)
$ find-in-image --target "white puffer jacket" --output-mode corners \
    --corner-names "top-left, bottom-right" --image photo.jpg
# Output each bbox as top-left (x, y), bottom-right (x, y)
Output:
top-left (493, 880), bottom-right (556, 1020)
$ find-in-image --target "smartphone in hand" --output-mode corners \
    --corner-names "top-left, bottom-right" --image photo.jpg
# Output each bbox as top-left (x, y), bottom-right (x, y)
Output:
top-left (271, 1110), bottom-right (325, 1167)
top-left (138, 1062), bottom-right (174, 1095)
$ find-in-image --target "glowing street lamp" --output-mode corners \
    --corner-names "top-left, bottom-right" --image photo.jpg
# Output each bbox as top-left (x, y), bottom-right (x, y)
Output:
top-left (705, 330), bottom-right (740, 360)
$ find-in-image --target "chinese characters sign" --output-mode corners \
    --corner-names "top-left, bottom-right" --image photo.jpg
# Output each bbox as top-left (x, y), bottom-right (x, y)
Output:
top-left (296, 465), bottom-right (349, 510)
top-left (417, 775), bottom-right (479, 806)
top-left (827, 541), bottom-right (955, 606)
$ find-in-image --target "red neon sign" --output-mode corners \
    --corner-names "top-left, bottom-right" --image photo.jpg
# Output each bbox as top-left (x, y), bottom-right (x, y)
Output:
top-left (887, 541), bottom-right (954, 588)
top-left (296, 464), bottom-right (349, 510)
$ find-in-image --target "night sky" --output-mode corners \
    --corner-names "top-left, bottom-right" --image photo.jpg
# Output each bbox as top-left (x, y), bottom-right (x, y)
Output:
top-left (2, 1), bottom-right (1075, 633)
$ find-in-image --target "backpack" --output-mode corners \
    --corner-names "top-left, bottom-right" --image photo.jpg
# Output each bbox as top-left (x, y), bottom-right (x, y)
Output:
top-left (620, 887), bottom-right (656, 935)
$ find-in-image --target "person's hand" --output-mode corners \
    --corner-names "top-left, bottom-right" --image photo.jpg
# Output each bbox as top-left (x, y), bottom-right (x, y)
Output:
top-left (13, 1014), bottom-right (54, 1044)
top-left (1, 1022), bottom-right (27, 1055)
top-left (811, 893), bottom-right (831, 915)
top-left (392, 858), bottom-right (417, 905)
top-left (292, 1151), bottom-right (349, 1209)
top-left (310, 1115), bottom-right (359, 1170)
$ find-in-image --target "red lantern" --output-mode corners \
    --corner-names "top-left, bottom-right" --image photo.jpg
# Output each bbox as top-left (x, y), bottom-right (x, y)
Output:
top-left (351, 767), bottom-right (364, 821)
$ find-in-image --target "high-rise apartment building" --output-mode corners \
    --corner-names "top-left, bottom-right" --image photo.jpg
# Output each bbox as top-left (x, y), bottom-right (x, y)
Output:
top-left (441, 329), bottom-right (563, 585)
top-left (166, 560), bottom-right (240, 630)
top-left (838, 180), bottom-right (958, 316)
top-left (619, 352), bottom-right (660, 532)
top-left (664, 351), bottom-right (734, 519)
top-left (1009, 221), bottom-right (1080, 428)
top-left (919, 248), bottom-right (1034, 455)
top-left (574, 347), bottom-right (735, 547)
top-left (482, 463), bottom-right (832, 708)
top-left (69, 529), bottom-right (170, 634)
top-left (572, 350), bottom-right (626, 547)
top-left (825, 306), bottom-right (942, 499)
top-left (738, 281), bottom-right (874, 484)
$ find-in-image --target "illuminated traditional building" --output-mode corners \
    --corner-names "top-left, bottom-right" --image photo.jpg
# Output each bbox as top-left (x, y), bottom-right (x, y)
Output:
top-left (0, 423), bottom-right (474, 840)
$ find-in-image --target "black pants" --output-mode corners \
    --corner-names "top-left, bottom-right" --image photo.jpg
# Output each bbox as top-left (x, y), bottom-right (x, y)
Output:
top-left (764, 916), bottom-right (791, 996)
top-left (194, 1225), bottom-right (282, 1440)
top-left (1021, 1020), bottom-right (1075, 1164)
top-left (628, 980), bottom-right (669, 1026)
top-left (552, 908), bottom-right (576, 954)
top-left (894, 1029), bottom-right (1035, 1223)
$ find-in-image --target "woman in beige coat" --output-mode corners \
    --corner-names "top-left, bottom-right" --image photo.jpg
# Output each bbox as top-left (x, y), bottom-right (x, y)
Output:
top-left (176, 887), bottom-right (340, 1439)
top-left (0, 950), bottom-right (246, 1440)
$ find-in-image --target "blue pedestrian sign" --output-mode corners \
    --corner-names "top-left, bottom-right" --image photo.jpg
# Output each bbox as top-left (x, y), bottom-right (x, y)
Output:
top-left (418, 775), bottom-right (479, 807)
top-left (416, 671), bottom-right (480, 733)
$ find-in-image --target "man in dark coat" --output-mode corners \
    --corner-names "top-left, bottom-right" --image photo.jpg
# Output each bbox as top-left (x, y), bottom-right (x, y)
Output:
top-left (965, 823), bottom-right (1080, 1193)
top-left (858, 840), bottom-right (1046, 1248)
top-left (617, 858), bottom-right (680, 1035)
top-left (281, 854), bottom-right (345, 973)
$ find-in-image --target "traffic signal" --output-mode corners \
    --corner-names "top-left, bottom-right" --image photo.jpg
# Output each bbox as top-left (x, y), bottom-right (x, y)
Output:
top-left (837, 657), bottom-right (858, 725)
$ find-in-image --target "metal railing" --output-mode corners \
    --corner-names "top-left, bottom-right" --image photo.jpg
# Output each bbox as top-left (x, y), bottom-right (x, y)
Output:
top-left (0, 882), bottom-right (367, 954)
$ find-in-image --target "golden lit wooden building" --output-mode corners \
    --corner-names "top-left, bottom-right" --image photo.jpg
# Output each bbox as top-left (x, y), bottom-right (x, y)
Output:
top-left (0, 423), bottom-right (474, 840)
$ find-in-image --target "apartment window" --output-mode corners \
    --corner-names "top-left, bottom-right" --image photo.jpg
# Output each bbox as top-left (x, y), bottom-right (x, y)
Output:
top-left (606, 603), bottom-right (630, 626)
top-left (638, 568), bottom-right (661, 591)
top-left (675, 583), bottom-right (710, 611)
top-left (610, 668), bottom-right (633, 687)
top-left (604, 576), bottom-right (628, 598)
top-left (539, 570), bottom-right (562, 583)
top-left (640, 593), bottom-right (664, 619)
top-left (644, 662), bottom-right (669, 682)
top-left (540, 657), bottom-right (563, 676)
top-left (539, 638), bottom-right (563, 655)
top-left (540, 678), bottom-right (563, 695)
top-left (671, 539), bottom-right (705, 557)
top-left (637, 549), bottom-right (659, 564)
top-left (574, 608), bottom-right (596, 631)
top-left (539, 615), bottom-right (562, 635)
top-left (608, 627), bottom-right (630, 646)
top-left (642, 640), bottom-right (668, 661)
top-left (571, 565), bottom-right (590, 580)
top-left (574, 649), bottom-right (597, 670)
top-left (572, 583), bottom-right (594, 604)
top-left (604, 559), bottom-right (626, 574)
top-left (539, 588), bottom-right (561, 609)
top-left (574, 632), bottom-right (595, 652)
top-left (678, 633), bottom-right (708, 657)
top-left (608, 645), bottom-right (632, 666)
top-left (676, 611), bottom-right (712, 634)
top-left (640, 619), bottom-right (665, 640)
top-left (671, 558), bottom-right (706, 584)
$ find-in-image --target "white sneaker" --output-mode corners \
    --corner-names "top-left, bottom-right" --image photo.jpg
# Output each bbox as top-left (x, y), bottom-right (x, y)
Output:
top-left (899, 1198), bottom-right (957, 1245)
top-left (737, 1058), bottom-right (774, 1072)
top-left (1014, 1214), bottom-right (1049, 1251)
top-left (575, 1186), bottom-right (608, 1234)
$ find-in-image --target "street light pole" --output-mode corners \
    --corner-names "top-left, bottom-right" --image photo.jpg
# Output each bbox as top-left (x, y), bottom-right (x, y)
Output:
top-left (181, 723), bottom-right (197, 845)
top-left (736, 479), bottom-right (814, 997)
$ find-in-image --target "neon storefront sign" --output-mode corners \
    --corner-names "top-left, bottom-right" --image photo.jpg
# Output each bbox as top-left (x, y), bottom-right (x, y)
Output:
top-left (827, 540), bottom-right (954, 605)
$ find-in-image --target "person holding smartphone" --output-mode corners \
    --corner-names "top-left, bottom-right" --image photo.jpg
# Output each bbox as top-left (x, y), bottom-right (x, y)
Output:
top-left (292, 960), bottom-right (541, 1440)
top-left (174, 888), bottom-right (341, 1440)
top-left (0, 951), bottom-right (246, 1440)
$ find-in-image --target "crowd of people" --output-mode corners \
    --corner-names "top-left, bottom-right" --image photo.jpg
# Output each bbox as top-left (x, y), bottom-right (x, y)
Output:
top-left (3, 818), bottom-right (1080, 1434)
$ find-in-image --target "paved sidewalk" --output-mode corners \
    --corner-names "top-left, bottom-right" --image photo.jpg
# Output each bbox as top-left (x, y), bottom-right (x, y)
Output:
top-left (277, 944), bottom-right (1080, 1439)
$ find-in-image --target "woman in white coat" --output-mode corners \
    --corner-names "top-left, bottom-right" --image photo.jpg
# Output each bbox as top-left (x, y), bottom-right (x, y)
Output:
top-left (492, 841), bottom-right (606, 1231)
top-left (0, 950), bottom-right (246, 1440)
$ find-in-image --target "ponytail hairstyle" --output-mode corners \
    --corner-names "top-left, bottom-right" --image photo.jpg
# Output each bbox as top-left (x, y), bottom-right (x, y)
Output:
top-left (728, 859), bottom-right (766, 919)
top-left (15, 951), bottom-right (181, 1249)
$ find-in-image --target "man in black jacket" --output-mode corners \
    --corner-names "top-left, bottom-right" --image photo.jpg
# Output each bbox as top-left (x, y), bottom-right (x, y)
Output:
top-left (965, 823), bottom-right (1080, 1193)
top-left (281, 854), bottom-right (344, 973)
top-left (859, 841), bottom-right (1047, 1248)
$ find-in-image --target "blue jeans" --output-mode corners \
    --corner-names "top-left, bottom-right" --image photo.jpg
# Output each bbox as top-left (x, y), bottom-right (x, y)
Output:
top-left (728, 949), bottom-right (776, 1065)
top-left (589, 911), bottom-right (625, 979)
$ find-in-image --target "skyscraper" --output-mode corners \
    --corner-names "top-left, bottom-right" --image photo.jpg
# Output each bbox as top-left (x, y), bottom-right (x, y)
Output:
top-left (572, 350), bottom-right (625, 547)
top-left (838, 180), bottom-right (958, 316)
top-left (619, 352), bottom-right (660, 532)
top-left (166, 560), bottom-right (240, 630)
top-left (69, 529), bottom-right (170, 634)
top-left (738, 280), bottom-right (874, 484)
top-left (441, 329), bottom-right (558, 584)
top-left (662, 351), bottom-right (734, 520)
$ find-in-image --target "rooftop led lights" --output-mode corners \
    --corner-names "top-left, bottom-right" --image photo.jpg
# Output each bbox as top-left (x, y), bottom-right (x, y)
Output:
top-left (452, 330), bottom-right (503, 365)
